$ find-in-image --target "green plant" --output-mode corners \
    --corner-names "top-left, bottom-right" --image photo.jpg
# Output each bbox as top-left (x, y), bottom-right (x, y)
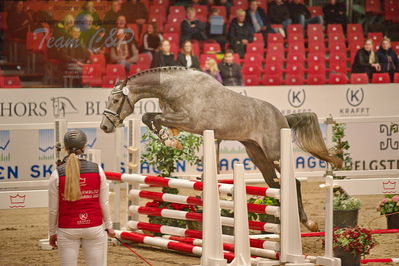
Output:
top-left (248, 196), bottom-right (280, 222)
top-left (141, 128), bottom-right (203, 230)
top-left (333, 227), bottom-right (378, 256)
top-left (377, 194), bottom-right (399, 216)
top-left (332, 123), bottom-right (360, 211)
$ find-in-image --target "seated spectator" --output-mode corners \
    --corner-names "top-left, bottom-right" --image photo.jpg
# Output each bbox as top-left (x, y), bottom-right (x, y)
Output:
top-left (176, 40), bottom-right (200, 69)
top-left (218, 49), bottom-right (243, 86)
top-left (7, 1), bottom-right (31, 40)
top-left (53, 14), bottom-right (75, 39)
top-left (31, 9), bottom-right (54, 31)
top-left (110, 29), bottom-right (139, 74)
top-left (246, 0), bottom-right (275, 47)
top-left (151, 40), bottom-right (176, 68)
top-left (141, 22), bottom-right (163, 56)
top-left (323, 0), bottom-right (347, 28)
top-left (181, 7), bottom-right (208, 45)
top-left (228, 9), bottom-right (254, 58)
top-left (103, 0), bottom-right (122, 33)
top-left (121, 0), bottom-right (148, 25)
top-left (115, 15), bottom-right (134, 43)
top-left (289, 0), bottom-right (323, 29)
top-left (268, 0), bottom-right (292, 31)
top-left (60, 27), bottom-right (90, 87)
top-left (203, 58), bottom-right (223, 83)
top-left (206, 8), bottom-right (226, 52)
top-left (76, 1), bottom-right (100, 31)
top-left (80, 15), bottom-right (101, 52)
top-left (377, 37), bottom-right (399, 82)
top-left (352, 39), bottom-right (381, 80)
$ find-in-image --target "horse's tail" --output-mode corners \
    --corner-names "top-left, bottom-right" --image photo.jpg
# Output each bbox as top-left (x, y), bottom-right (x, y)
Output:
top-left (285, 112), bottom-right (343, 168)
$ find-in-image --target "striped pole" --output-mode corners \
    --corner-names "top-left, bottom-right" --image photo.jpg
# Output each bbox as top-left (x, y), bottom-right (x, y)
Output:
top-left (128, 189), bottom-right (280, 217)
top-left (126, 220), bottom-right (280, 251)
top-left (128, 205), bottom-right (281, 233)
top-left (301, 228), bottom-right (399, 237)
top-left (162, 235), bottom-right (279, 260)
top-left (105, 172), bottom-right (280, 198)
top-left (361, 258), bottom-right (399, 264)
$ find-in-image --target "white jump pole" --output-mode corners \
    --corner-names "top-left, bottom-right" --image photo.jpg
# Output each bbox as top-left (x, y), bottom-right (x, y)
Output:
top-left (229, 164), bottom-right (251, 266)
top-left (127, 119), bottom-right (141, 226)
top-left (54, 119), bottom-right (67, 165)
top-left (113, 126), bottom-right (124, 230)
top-left (201, 130), bottom-right (227, 266)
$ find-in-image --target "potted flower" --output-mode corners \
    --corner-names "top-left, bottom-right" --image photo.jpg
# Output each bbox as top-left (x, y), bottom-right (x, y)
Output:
top-left (377, 194), bottom-right (399, 229)
top-left (333, 226), bottom-right (378, 266)
top-left (141, 128), bottom-right (203, 231)
top-left (332, 123), bottom-right (361, 228)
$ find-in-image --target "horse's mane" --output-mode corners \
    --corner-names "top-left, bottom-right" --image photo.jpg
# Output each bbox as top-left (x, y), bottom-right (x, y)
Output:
top-left (127, 66), bottom-right (200, 81)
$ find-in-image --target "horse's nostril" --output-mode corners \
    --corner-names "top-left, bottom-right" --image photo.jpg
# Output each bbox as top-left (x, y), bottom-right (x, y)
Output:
top-left (101, 125), bottom-right (108, 131)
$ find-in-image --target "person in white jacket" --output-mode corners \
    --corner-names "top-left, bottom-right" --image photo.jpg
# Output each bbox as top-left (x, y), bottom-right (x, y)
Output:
top-left (48, 129), bottom-right (114, 266)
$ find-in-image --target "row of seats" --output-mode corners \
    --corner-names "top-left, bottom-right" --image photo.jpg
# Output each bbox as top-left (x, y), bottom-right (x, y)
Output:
top-left (366, 0), bottom-right (399, 22)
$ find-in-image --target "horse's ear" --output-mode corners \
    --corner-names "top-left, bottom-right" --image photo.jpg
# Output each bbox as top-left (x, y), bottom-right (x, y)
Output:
top-left (115, 77), bottom-right (120, 86)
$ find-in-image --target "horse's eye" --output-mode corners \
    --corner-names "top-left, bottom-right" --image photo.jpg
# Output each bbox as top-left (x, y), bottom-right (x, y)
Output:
top-left (113, 99), bottom-right (119, 104)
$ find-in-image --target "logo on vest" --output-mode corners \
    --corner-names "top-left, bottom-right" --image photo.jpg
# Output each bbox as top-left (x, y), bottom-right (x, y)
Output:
top-left (79, 177), bottom-right (87, 186)
top-left (78, 212), bottom-right (91, 225)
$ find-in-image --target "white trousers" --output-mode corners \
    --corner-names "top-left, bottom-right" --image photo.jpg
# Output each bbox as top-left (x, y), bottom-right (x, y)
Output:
top-left (57, 225), bottom-right (108, 266)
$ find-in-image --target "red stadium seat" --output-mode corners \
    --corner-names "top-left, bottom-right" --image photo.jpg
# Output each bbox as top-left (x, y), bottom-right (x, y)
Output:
top-left (149, 4), bottom-right (167, 17)
top-left (308, 41), bottom-right (326, 54)
top-left (266, 51), bottom-right (285, 64)
top-left (0, 76), bottom-right (21, 88)
top-left (288, 43), bottom-right (305, 54)
top-left (347, 33), bottom-right (364, 45)
top-left (163, 23), bottom-right (181, 34)
top-left (244, 75), bottom-right (260, 85)
top-left (329, 73), bottom-right (348, 84)
top-left (394, 73), bottom-right (399, 83)
top-left (261, 75), bottom-right (282, 85)
top-left (307, 63), bottom-right (326, 75)
top-left (286, 52), bottom-right (305, 65)
top-left (137, 53), bottom-right (152, 68)
top-left (26, 32), bottom-right (46, 53)
top-left (193, 5), bottom-right (208, 17)
top-left (163, 33), bottom-right (180, 45)
top-left (247, 43), bottom-right (265, 54)
top-left (307, 73), bottom-right (326, 85)
top-left (285, 74), bottom-right (304, 85)
top-left (106, 64), bottom-right (126, 79)
top-left (308, 6), bottom-right (323, 17)
top-left (102, 75), bottom-right (118, 88)
top-left (307, 53), bottom-right (325, 65)
top-left (169, 6), bottom-right (185, 15)
top-left (286, 63), bottom-right (305, 76)
top-left (167, 13), bottom-right (185, 25)
top-left (391, 42), bottom-right (399, 54)
top-left (153, 0), bottom-right (169, 5)
top-left (347, 24), bottom-right (363, 35)
top-left (287, 24), bottom-right (304, 36)
top-left (253, 33), bottom-right (264, 44)
top-left (327, 24), bottom-right (344, 35)
top-left (288, 32), bottom-right (304, 44)
top-left (368, 32), bottom-right (383, 49)
top-left (233, 0), bottom-right (248, 8)
top-left (307, 24), bottom-right (323, 38)
top-left (203, 43), bottom-right (221, 54)
top-left (328, 32), bottom-right (345, 43)
top-left (385, 5), bottom-right (399, 22)
top-left (244, 53), bottom-right (264, 66)
top-left (129, 64), bottom-right (148, 75)
top-left (242, 64), bottom-right (261, 75)
top-left (329, 60), bottom-right (348, 74)
top-left (267, 43), bottom-right (284, 56)
top-left (350, 73), bottom-right (369, 84)
top-left (90, 54), bottom-right (106, 72)
top-left (267, 33), bottom-right (284, 44)
top-left (328, 42), bottom-right (347, 53)
top-left (82, 64), bottom-right (103, 87)
top-left (263, 62), bottom-right (283, 76)
top-left (148, 15), bottom-right (165, 32)
top-left (365, 0), bottom-right (383, 14)
top-left (372, 73), bottom-right (390, 83)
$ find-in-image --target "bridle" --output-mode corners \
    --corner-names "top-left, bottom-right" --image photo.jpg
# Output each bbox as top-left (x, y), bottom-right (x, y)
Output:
top-left (103, 85), bottom-right (135, 128)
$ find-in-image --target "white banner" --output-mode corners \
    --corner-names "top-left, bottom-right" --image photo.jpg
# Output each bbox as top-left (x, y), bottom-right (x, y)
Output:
top-left (0, 84), bottom-right (398, 183)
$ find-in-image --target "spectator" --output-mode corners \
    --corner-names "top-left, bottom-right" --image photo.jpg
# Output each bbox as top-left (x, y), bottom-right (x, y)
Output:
top-left (76, 1), bottom-right (100, 31)
top-left (191, 0), bottom-right (206, 5)
top-left (115, 15), bottom-right (134, 44)
top-left (217, 0), bottom-right (232, 18)
top-left (203, 58), bottom-right (223, 83)
top-left (206, 8), bottom-right (226, 52)
top-left (323, 0), bottom-right (347, 28)
top-left (151, 40), bottom-right (176, 67)
top-left (181, 7), bottom-right (208, 45)
top-left (289, 0), bottom-right (323, 29)
top-left (176, 40), bottom-right (200, 69)
top-left (121, 0), bottom-right (148, 25)
top-left (377, 37), bottom-right (399, 82)
top-left (110, 29), bottom-right (139, 74)
top-left (246, 0), bottom-right (275, 47)
top-left (7, 1), bottom-right (31, 39)
top-left (103, 0), bottom-right (122, 33)
top-left (79, 15), bottom-right (100, 52)
top-left (60, 27), bottom-right (90, 87)
top-left (352, 39), bottom-right (381, 80)
top-left (53, 14), bottom-right (75, 39)
top-left (141, 22), bottom-right (163, 56)
top-left (228, 9), bottom-right (253, 58)
top-left (218, 49), bottom-right (243, 86)
top-left (268, 0), bottom-right (292, 31)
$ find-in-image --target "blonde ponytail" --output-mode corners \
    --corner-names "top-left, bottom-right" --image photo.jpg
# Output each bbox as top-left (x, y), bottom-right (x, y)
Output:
top-left (64, 153), bottom-right (82, 201)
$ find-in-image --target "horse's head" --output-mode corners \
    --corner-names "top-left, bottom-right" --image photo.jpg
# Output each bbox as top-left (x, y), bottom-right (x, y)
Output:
top-left (100, 79), bottom-right (135, 133)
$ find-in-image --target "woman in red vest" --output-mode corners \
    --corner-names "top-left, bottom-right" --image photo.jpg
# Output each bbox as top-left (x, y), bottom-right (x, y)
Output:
top-left (48, 129), bottom-right (114, 266)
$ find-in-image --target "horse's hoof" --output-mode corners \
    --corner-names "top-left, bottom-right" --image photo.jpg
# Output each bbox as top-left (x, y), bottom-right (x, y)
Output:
top-left (305, 220), bottom-right (319, 232)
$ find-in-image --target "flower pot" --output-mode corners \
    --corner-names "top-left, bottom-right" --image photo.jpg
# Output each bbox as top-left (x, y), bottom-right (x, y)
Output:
top-left (387, 213), bottom-right (399, 229)
top-left (333, 209), bottom-right (359, 228)
top-left (333, 247), bottom-right (361, 266)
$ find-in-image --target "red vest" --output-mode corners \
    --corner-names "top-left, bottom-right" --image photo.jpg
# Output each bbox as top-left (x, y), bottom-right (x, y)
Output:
top-left (58, 160), bottom-right (103, 228)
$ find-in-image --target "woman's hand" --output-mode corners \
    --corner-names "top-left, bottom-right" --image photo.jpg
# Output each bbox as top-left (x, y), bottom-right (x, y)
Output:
top-left (372, 63), bottom-right (381, 71)
top-left (49, 234), bottom-right (57, 247)
top-left (106, 228), bottom-right (116, 238)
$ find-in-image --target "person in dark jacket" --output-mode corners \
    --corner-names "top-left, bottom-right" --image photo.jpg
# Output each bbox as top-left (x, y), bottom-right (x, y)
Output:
top-left (376, 38), bottom-right (399, 82)
top-left (289, 0), bottom-right (323, 29)
top-left (218, 49), bottom-right (243, 86)
top-left (151, 40), bottom-right (176, 68)
top-left (352, 38), bottom-right (381, 80)
top-left (7, 1), bottom-right (31, 40)
top-left (121, 0), bottom-right (148, 25)
top-left (323, 0), bottom-right (347, 28)
top-left (207, 8), bottom-right (227, 52)
top-left (268, 0), bottom-right (292, 30)
top-left (180, 7), bottom-right (207, 45)
top-left (103, 0), bottom-right (122, 33)
top-left (141, 22), bottom-right (163, 55)
top-left (246, 0), bottom-right (275, 47)
top-left (228, 9), bottom-right (254, 58)
top-left (176, 40), bottom-right (200, 69)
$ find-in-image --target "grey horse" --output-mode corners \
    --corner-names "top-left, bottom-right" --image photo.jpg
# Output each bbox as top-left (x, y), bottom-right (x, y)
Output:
top-left (100, 66), bottom-right (342, 231)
